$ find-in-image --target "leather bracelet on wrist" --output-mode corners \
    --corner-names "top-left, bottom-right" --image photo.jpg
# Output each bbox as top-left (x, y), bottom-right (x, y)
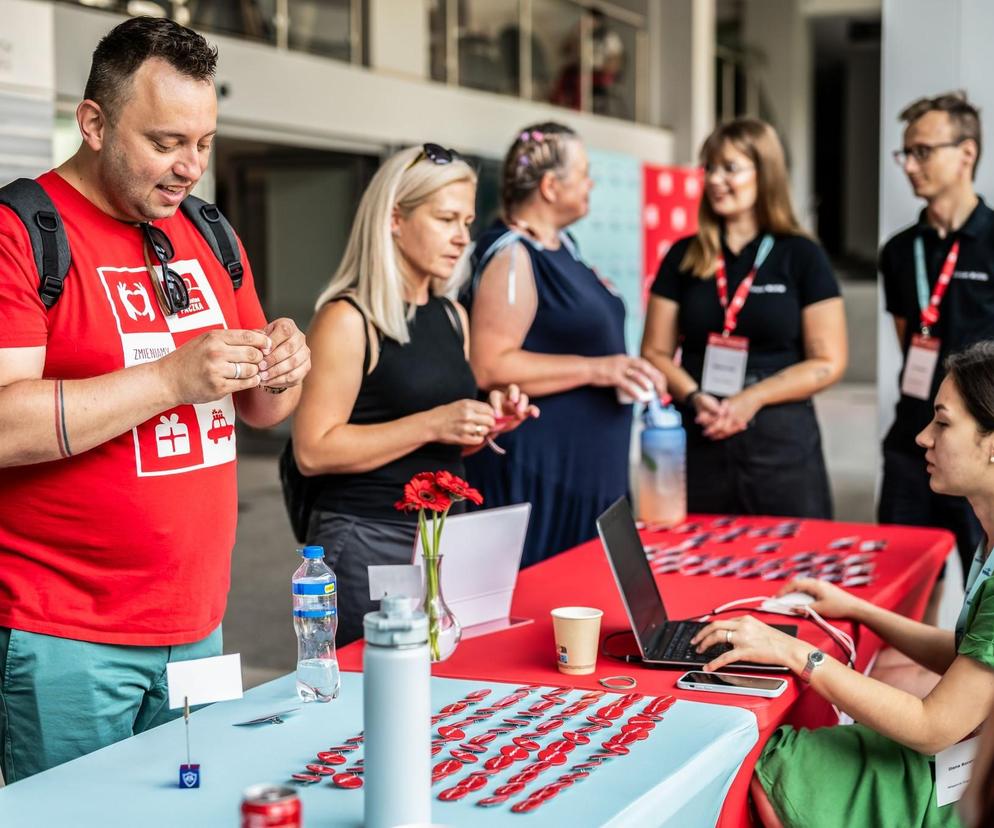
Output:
top-left (684, 389), bottom-right (702, 407)
top-left (262, 385), bottom-right (288, 394)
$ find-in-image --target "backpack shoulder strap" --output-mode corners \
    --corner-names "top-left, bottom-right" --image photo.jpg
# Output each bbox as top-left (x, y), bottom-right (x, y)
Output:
top-left (0, 178), bottom-right (71, 308)
top-left (180, 195), bottom-right (244, 288)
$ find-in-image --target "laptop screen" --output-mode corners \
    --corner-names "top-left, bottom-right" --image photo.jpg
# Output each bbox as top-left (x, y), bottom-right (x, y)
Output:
top-left (596, 497), bottom-right (669, 652)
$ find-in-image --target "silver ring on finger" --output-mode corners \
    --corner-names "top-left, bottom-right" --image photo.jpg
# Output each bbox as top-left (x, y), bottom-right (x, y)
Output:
top-left (232, 362), bottom-right (241, 380)
top-left (725, 629), bottom-right (732, 645)
top-left (476, 424), bottom-right (485, 436)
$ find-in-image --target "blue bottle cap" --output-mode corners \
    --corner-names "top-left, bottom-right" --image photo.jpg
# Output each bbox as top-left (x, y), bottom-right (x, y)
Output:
top-left (300, 545), bottom-right (325, 558)
top-left (643, 396), bottom-right (682, 429)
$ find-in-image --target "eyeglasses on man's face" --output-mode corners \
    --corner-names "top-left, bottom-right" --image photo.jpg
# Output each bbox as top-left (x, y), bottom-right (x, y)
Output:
top-left (140, 222), bottom-right (190, 315)
top-left (892, 139), bottom-right (965, 166)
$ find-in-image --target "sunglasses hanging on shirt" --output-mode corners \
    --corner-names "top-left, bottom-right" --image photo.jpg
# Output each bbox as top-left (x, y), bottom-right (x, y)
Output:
top-left (141, 222), bottom-right (190, 316)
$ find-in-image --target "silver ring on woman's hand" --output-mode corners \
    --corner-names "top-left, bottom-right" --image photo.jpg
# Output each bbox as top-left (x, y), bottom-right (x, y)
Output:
top-left (476, 425), bottom-right (485, 436)
top-left (232, 362), bottom-right (241, 380)
top-left (725, 629), bottom-right (733, 645)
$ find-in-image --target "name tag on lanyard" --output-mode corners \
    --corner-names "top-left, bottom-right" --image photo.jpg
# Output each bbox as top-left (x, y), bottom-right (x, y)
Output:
top-left (702, 333), bottom-right (749, 396)
top-left (902, 236), bottom-right (960, 400)
top-left (701, 235), bottom-right (774, 397)
top-left (901, 334), bottom-right (941, 400)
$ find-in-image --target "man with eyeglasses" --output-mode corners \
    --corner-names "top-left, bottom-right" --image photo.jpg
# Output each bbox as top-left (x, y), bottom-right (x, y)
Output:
top-left (0, 17), bottom-right (309, 780)
top-left (879, 91), bottom-right (992, 591)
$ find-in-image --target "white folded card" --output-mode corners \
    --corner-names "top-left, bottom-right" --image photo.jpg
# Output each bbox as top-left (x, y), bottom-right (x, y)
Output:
top-left (935, 735), bottom-right (979, 807)
top-left (368, 564), bottom-right (422, 601)
top-left (167, 653), bottom-right (244, 709)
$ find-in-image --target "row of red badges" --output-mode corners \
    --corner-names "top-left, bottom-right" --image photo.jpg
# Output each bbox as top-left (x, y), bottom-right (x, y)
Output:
top-left (288, 684), bottom-right (675, 814)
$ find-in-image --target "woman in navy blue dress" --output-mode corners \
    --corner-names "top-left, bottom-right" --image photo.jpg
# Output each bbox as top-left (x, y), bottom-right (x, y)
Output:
top-left (464, 123), bottom-right (665, 567)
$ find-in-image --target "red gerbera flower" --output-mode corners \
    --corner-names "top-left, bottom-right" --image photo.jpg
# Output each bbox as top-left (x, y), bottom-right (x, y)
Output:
top-left (435, 470), bottom-right (484, 506)
top-left (401, 476), bottom-right (452, 513)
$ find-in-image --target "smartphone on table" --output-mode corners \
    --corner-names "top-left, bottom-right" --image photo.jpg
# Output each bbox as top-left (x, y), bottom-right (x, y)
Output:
top-left (676, 671), bottom-right (789, 698)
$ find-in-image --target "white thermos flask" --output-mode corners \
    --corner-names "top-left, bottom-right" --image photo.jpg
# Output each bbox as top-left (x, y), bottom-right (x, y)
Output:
top-left (363, 595), bottom-right (431, 827)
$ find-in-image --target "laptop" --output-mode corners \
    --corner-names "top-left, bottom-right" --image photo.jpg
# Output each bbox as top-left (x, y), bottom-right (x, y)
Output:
top-left (596, 497), bottom-right (794, 670)
top-left (412, 503), bottom-right (533, 640)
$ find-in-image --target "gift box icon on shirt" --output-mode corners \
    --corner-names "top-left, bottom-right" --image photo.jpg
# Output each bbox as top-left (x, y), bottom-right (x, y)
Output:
top-left (155, 413), bottom-right (191, 457)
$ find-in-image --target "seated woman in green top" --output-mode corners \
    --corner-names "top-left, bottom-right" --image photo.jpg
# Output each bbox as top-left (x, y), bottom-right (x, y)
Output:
top-left (691, 340), bottom-right (994, 828)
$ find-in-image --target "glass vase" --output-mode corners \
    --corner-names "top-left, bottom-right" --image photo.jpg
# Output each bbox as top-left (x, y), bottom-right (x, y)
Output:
top-left (421, 554), bottom-right (461, 663)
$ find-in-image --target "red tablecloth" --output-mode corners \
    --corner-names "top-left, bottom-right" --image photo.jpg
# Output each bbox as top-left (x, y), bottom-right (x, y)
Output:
top-left (339, 515), bottom-right (952, 827)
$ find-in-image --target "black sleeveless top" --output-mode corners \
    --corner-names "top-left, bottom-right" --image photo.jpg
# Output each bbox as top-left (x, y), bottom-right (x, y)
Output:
top-left (313, 296), bottom-right (478, 522)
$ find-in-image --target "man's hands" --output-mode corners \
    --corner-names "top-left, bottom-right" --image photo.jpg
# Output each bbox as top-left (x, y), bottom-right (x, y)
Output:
top-left (259, 318), bottom-right (310, 392)
top-left (159, 328), bottom-right (268, 404)
top-left (157, 318), bottom-right (310, 405)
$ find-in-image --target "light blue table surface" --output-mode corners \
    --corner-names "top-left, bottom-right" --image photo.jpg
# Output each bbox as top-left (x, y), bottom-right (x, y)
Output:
top-left (0, 673), bottom-right (757, 827)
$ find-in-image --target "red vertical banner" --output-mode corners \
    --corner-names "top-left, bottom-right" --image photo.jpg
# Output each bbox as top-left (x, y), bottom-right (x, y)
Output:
top-left (641, 165), bottom-right (704, 307)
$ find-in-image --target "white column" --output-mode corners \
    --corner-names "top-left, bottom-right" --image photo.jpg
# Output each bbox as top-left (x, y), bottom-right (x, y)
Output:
top-left (742, 0), bottom-right (813, 228)
top-left (0, 0), bottom-right (55, 185)
top-left (368, 0), bottom-right (430, 80)
top-left (653, 0), bottom-right (716, 164)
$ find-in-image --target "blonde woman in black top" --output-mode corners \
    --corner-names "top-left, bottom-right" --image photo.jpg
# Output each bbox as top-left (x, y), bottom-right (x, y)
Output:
top-left (293, 145), bottom-right (536, 645)
top-left (641, 119), bottom-right (847, 517)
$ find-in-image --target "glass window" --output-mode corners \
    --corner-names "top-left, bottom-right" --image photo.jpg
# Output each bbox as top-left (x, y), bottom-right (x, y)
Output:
top-left (592, 16), bottom-right (636, 121)
top-left (458, 0), bottom-right (520, 95)
top-left (531, 0), bottom-right (584, 109)
top-left (57, 0), bottom-right (361, 62)
top-left (189, 0), bottom-right (277, 45)
top-left (286, 0), bottom-right (355, 61)
top-left (426, 0), bottom-right (646, 123)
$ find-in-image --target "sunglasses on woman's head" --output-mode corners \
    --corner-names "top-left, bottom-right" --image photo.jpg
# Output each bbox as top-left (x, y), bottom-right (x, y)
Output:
top-left (140, 222), bottom-right (190, 315)
top-left (407, 142), bottom-right (463, 170)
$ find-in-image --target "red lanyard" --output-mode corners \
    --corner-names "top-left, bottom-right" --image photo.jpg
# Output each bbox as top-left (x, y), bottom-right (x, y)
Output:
top-left (915, 237), bottom-right (960, 332)
top-left (714, 235), bottom-right (774, 336)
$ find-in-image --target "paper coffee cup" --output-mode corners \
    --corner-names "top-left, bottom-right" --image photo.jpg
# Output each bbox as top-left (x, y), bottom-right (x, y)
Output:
top-left (551, 607), bottom-right (603, 675)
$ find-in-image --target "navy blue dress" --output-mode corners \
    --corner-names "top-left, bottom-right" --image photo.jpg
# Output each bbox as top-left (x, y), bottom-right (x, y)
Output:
top-left (464, 222), bottom-right (632, 568)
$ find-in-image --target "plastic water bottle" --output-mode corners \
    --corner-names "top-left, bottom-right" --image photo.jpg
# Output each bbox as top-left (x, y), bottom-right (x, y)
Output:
top-left (638, 396), bottom-right (687, 527)
top-left (363, 596), bottom-right (430, 828)
top-left (292, 545), bottom-right (340, 702)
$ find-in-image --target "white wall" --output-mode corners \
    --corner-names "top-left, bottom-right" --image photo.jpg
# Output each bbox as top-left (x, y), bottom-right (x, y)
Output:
top-left (0, 0), bottom-right (54, 184)
top-left (878, 0), bottom-right (994, 438)
top-left (51, 3), bottom-right (675, 165)
top-left (653, 0), bottom-right (715, 164)
top-left (742, 0), bottom-right (814, 228)
top-left (368, 0), bottom-right (429, 80)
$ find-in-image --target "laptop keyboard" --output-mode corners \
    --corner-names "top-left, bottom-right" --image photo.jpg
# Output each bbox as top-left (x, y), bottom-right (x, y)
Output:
top-left (658, 621), bottom-right (730, 663)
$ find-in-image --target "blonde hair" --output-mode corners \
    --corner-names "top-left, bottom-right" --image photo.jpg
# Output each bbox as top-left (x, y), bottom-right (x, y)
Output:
top-left (681, 118), bottom-right (805, 278)
top-left (314, 145), bottom-right (477, 343)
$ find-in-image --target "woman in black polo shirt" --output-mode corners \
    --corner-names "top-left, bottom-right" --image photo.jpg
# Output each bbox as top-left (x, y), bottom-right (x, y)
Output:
top-left (641, 118), bottom-right (847, 517)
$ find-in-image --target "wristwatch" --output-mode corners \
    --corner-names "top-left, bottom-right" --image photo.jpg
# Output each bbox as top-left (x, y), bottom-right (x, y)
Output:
top-left (800, 649), bottom-right (826, 682)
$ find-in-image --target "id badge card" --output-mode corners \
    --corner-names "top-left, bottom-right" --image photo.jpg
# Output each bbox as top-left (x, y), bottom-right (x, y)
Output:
top-left (901, 334), bottom-right (941, 401)
top-left (935, 735), bottom-right (979, 807)
top-left (701, 333), bottom-right (749, 397)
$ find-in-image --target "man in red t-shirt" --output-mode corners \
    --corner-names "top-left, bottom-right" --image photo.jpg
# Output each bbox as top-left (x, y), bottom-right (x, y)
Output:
top-left (0, 18), bottom-right (310, 781)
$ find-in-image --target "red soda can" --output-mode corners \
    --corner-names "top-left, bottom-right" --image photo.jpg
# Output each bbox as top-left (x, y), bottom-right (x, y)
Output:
top-left (241, 784), bottom-right (301, 828)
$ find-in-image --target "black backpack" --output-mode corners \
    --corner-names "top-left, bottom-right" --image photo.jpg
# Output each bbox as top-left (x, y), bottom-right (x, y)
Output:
top-left (0, 177), bottom-right (244, 308)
